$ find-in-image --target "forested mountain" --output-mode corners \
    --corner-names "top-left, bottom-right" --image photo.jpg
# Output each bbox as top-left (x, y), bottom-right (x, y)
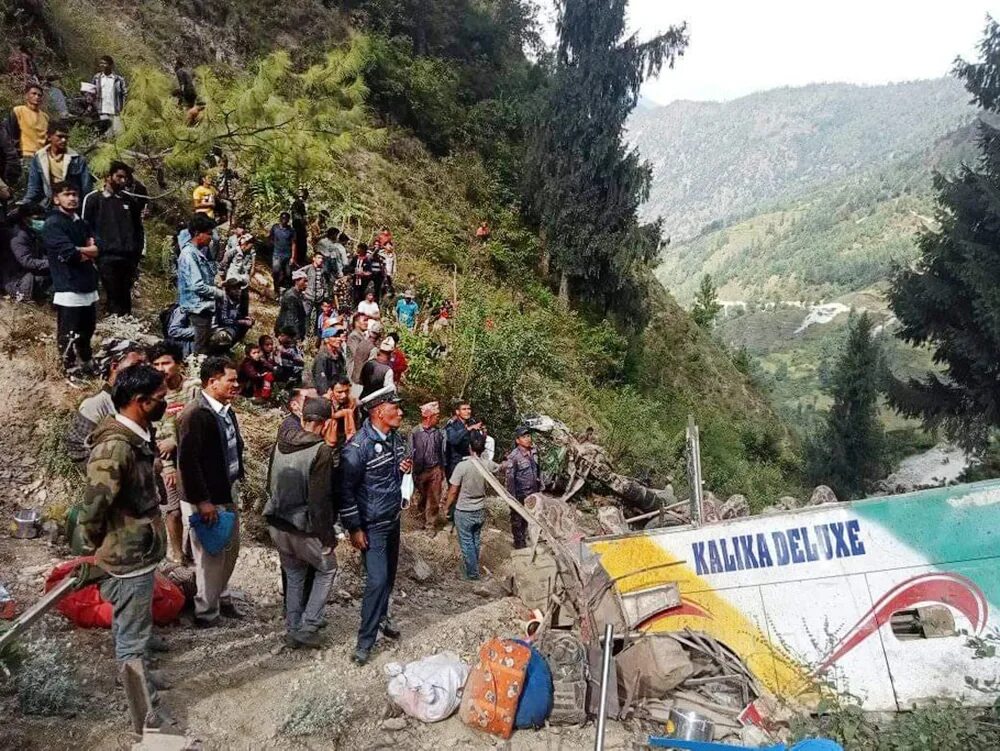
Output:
top-left (657, 121), bottom-right (978, 303)
top-left (632, 78), bottom-right (975, 244)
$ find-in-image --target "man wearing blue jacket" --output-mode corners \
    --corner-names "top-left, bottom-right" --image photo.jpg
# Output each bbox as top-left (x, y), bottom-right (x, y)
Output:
top-left (44, 181), bottom-right (100, 372)
top-left (23, 121), bottom-right (93, 207)
top-left (339, 388), bottom-right (412, 665)
top-left (177, 213), bottom-right (220, 354)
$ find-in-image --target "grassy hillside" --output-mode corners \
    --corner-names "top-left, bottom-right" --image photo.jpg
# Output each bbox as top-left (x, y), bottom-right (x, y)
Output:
top-left (630, 78), bottom-right (975, 243)
top-left (2, 0), bottom-right (799, 507)
top-left (657, 123), bottom-right (978, 304)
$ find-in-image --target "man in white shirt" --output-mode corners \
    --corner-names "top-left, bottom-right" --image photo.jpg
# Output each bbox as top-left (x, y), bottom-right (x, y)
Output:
top-left (357, 290), bottom-right (380, 319)
top-left (92, 55), bottom-right (127, 135)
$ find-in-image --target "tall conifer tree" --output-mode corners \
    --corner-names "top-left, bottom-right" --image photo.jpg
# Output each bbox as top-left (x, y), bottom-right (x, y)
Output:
top-left (889, 17), bottom-right (1000, 450)
top-left (807, 312), bottom-right (886, 499)
top-left (522, 0), bottom-right (687, 315)
top-left (691, 273), bottom-right (722, 328)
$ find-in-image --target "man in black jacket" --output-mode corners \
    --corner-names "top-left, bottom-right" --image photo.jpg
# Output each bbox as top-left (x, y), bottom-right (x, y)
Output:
top-left (311, 327), bottom-right (348, 396)
top-left (0, 126), bottom-right (19, 207)
top-left (340, 389), bottom-right (412, 664)
top-left (44, 181), bottom-right (100, 372)
top-left (177, 356), bottom-right (244, 627)
top-left (360, 337), bottom-right (396, 400)
top-left (275, 268), bottom-right (308, 340)
top-left (81, 160), bottom-right (144, 316)
top-left (265, 397), bottom-right (339, 649)
top-left (1, 202), bottom-right (48, 300)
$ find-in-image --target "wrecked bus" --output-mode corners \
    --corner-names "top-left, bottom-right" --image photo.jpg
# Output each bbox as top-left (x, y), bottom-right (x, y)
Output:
top-left (585, 478), bottom-right (1000, 712)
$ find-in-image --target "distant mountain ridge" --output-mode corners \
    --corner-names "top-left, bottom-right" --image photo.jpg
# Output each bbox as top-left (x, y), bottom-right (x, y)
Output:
top-left (630, 78), bottom-right (975, 243)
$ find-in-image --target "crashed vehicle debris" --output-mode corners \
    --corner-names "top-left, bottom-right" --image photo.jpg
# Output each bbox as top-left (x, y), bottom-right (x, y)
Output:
top-left (483, 419), bottom-right (1000, 742)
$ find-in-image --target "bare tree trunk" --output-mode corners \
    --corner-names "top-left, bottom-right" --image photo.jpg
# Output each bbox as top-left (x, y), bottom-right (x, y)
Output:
top-left (558, 272), bottom-right (570, 305)
top-left (540, 230), bottom-right (550, 276)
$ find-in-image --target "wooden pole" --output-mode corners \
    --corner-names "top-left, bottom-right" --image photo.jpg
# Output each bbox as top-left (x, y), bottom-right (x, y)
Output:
top-left (468, 457), bottom-right (593, 635)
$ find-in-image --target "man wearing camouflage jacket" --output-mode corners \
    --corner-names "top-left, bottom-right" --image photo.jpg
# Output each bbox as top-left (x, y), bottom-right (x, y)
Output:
top-left (79, 363), bottom-right (168, 702)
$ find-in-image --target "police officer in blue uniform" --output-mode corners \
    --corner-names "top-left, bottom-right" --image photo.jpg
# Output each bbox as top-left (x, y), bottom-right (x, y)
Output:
top-left (340, 387), bottom-right (412, 664)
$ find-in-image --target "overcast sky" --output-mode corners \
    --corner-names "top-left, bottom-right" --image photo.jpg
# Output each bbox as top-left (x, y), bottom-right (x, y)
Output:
top-left (538, 1), bottom-right (994, 105)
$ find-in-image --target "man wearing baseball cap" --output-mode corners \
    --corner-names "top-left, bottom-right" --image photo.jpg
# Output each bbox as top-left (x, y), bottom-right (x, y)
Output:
top-left (360, 336), bottom-right (396, 400)
top-left (340, 388), bottom-right (412, 664)
top-left (311, 325), bottom-right (349, 395)
top-left (505, 425), bottom-right (541, 549)
top-left (408, 401), bottom-right (446, 531)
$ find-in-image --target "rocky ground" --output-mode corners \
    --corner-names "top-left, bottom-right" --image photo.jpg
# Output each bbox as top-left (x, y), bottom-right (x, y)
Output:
top-left (0, 299), bottom-right (648, 750)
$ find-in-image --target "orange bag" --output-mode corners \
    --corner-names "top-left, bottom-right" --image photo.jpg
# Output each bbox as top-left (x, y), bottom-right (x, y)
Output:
top-left (459, 638), bottom-right (532, 739)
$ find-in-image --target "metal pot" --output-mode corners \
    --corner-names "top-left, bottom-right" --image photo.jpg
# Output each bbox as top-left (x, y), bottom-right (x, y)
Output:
top-left (13, 508), bottom-right (40, 539)
top-left (666, 708), bottom-right (715, 742)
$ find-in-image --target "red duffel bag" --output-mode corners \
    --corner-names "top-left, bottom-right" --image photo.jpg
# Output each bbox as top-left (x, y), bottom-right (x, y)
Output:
top-left (44, 556), bottom-right (185, 629)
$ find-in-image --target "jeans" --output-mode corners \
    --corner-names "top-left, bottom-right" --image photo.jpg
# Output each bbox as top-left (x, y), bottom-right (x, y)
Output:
top-left (100, 570), bottom-right (158, 702)
top-left (55, 302), bottom-right (96, 368)
top-left (358, 520), bottom-right (400, 651)
top-left (99, 258), bottom-right (137, 316)
top-left (270, 527), bottom-right (336, 633)
top-left (455, 509), bottom-right (485, 580)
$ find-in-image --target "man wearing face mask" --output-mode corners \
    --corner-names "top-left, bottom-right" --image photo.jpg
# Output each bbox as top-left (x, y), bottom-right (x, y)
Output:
top-left (82, 161), bottom-right (143, 316)
top-left (78, 363), bottom-right (169, 707)
top-left (1, 202), bottom-right (49, 301)
top-left (177, 213), bottom-right (221, 355)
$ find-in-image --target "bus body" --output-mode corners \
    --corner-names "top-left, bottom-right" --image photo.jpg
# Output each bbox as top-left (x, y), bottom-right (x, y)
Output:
top-left (585, 479), bottom-right (1000, 711)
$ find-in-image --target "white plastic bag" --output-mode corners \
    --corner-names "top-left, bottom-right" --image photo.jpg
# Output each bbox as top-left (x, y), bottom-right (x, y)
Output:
top-left (385, 652), bottom-right (470, 723)
top-left (401, 473), bottom-right (415, 506)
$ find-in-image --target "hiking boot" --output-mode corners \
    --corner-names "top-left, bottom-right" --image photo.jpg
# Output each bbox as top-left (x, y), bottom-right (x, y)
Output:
top-left (286, 630), bottom-right (324, 650)
top-left (147, 634), bottom-right (170, 653)
top-left (219, 601), bottom-right (244, 619)
top-left (352, 647), bottom-right (371, 665)
top-left (193, 616), bottom-right (220, 629)
top-left (379, 619), bottom-right (400, 640)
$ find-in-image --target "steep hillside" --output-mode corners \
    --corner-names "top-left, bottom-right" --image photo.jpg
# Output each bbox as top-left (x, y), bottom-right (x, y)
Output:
top-left (657, 122), bottom-right (978, 303)
top-left (631, 78), bottom-right (974, 243)
top-left (0, 0), bottom-right (795, 510)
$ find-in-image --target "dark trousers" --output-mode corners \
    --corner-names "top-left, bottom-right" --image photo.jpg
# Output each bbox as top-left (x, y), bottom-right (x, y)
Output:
top-left (55, 303), bottom-right (96, 368)
top-left (358, 520), bottom-right (400, 651)
top-left (371, 273), bottom-right (385, 302)
top-left (99, 258), bottom-right (136, 316)
top-left (273, 255), bottom-right (291, 296)
top-left (189, 311), bottom-right (213, 354)
top-left (511, 497), bottom-right (528, 550)
top-left (352, 281), bottom-right (366, 307)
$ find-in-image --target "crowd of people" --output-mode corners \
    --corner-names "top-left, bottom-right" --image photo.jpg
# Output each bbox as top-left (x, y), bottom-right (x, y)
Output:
top-left (0, 48), bottom-right (531, 730)
top-left (68, 340), bottom-right (539, 722)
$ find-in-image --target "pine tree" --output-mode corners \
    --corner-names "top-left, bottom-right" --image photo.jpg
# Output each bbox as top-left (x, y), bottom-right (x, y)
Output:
top-left (92, 42), bottom-right (386, 207)
top-left (888, 18), bottom-right (1000, 450)
top-left (522, 0), bottom-right (687, 316)
top-left (691, 273), bottom-right (721, 328)
top-left (807, 312), bottom-right (886, 499)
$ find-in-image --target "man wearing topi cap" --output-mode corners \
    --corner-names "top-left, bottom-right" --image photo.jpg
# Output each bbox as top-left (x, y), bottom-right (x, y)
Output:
top-left (359, 336), bottom-right (396, 400)
top-left (407, 401), bottom-right (445, 531)
top-left (340, 388), bottom-right (412, 664)
top-left (276, 268), bottom-right (309, 341)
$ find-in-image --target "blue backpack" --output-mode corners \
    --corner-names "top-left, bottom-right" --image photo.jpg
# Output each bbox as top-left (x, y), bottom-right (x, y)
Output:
top-left (514, 640), bottom-right (554, 729)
